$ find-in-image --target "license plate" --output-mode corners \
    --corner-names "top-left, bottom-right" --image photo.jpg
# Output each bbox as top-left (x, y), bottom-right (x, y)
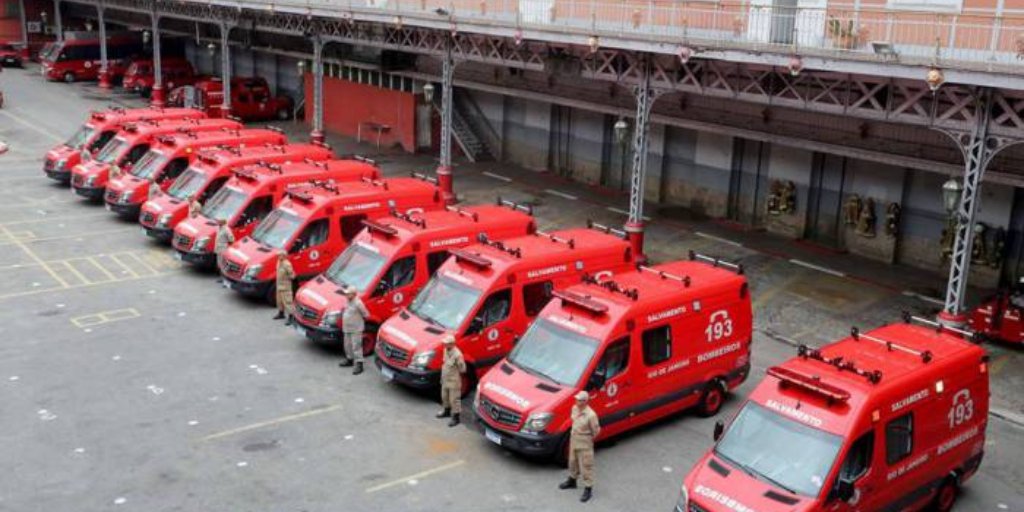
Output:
top-left (222, 280), bottom-right (233, 290)
top-left (174, 252), bottom-right (183, 261)
top-left (485, 428), bottom-right (502, 446)
top-left (104, 203), bottom-right (112, 211)
top-left (381, 366), bottom-right (395, 382)
top-left (140, 227), bottom-right (147, 236)
top-left (293, 324), bottom-right (307, 338)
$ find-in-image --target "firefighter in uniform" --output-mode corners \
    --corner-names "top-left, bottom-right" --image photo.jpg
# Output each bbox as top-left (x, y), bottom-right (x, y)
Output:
top-left (338, 286), bottom-right (370, 375)
top-left (273, 250), bottom-right (295, 326)
top-left (188, 195), bottom-right (201, 218)
top-left (436, 334), bottom-right (466, 427)
top-left (214, 219), bottom-right (234, 278)
top-left (560, 390), bottom-right (600, 503)
top-left (147, 176), bottom-right (160, 200)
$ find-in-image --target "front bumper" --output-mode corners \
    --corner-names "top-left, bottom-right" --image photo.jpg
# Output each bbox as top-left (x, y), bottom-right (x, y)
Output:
top-left (293, 321), bottom-right (343, 344)
top-left (45, 168), bottom-right (71, 181)
top-left (72, 185), bottom-right (104, 200)
top-left (222, 275), bottom-right (272, 298)
top-left (105, 200), bottom-right (142, 218)
top-left (1, 56), bottom-right (21, 66)
top-left (175, 249), bottom-right (215, 267)
top-left (142, 225), bottom-right (173, 242)
top-left (374, 357), bottom-right (440, 389)
top-left (472, 412), bottom-right (564, 457)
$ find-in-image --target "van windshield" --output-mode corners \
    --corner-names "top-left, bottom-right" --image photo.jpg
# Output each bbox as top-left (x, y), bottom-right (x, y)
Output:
top-left (324, 243), bottom-right (388, 293)
top-left (251, 209), bottom-right (303, 249)
top-left (65, 124), bottom-right (96, 149)
top-left (408, 275), bottom-right (481, 330)
top-left (507, 318), bottom-right (600, 387)
top-left (167, 167), bottom-right (208, 199)
top-left (714, 402), bottom-right (842, 497)
top-left (202, 186), bottom-right (248, 222)
top-left (128, 150), bottom-right (167, 179)
top-left (94, 137), bottom-right (130, 164)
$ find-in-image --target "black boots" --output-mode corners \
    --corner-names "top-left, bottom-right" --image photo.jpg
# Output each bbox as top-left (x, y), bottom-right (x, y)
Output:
top-left (448, 413), bottom-right (460, 427)
top-left (285, 317), bottom-right (293, 327)
top-left (580, 487), bottom-right (593, 503)
top-left (436, 408), bottom-right (451, 418)
top-left (559, 478), bottom-right (577, 490)
top-left (273, 311), bottom-right (285, 320)
top-left (338, 357), bottom-right (353, 368)
top-left (353, 362), bottom-right (363, 375)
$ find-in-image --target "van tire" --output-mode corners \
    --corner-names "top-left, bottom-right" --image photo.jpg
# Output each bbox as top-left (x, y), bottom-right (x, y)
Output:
top-left (696, 380), bottom-right (727, 418)
top-left (263, 283), bottom-right (277, 306)
top-left (931, 477), bottom-right (959, 512)
top-left (554, 432), bottom-right (571, 465)
top-left (63, 72), bottom-right (76, 83)
top-left (361, 323), bottom-right (380, 357)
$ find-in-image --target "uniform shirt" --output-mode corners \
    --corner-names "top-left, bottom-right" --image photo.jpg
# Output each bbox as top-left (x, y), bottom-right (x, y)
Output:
top-left (440, 346), bottom-right (466, 387)
top-left (147, 181), bottom-right (160, 200)
top-left (214, 225), bottom-right (235, 254)
top-left (276, 259), bottom-right (295, 288)
top-left (342, 296), bottom-right (370, 333)
top-left (570, 404), bottom-right (601, 450)
top-left (188, 200), bottom-right (201, 217)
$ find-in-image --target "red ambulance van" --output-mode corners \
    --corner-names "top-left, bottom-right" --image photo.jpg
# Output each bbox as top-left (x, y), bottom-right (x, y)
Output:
top-left (40, 34), bottom-right (143, 83)
top-left (122, 58), bottom-right (197, 97)
top-left (44, 107), bottom-right (204, 182)
top-left (219, 176), bottom-right (445, 304)
top-left (375, 224), bottom-right (637, 392)
top-left (139, 143), bottom-right (333, 242)
top-left (172, 158), bottom-right (381, 267)
top-left (104, 128), bottom-right (286, 219)
top-left (70, 117), bottom-right (240, 200)
top-left (291, 200), bottom-right (537, 350)
top-left (676, 315), bottom-right (988, 512)
top-left (474, 253), bottom-right (752, 459)
top-left (969, 277), bottom-right (1024, 346)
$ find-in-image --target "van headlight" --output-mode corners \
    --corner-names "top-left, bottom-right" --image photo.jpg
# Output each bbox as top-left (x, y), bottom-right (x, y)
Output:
top-left (56, 159), bottom-right (67, 170)
top-left (242, 264), bottom-right (262, 280)
top-left (675, 485), bottom-right (689, 512)
top-left (320, 310), bottom-right (341, 329)
top-left (193, 236), bottom-right (211, 251)
top-left (84, 175), bottom-right (97, 187)
top-left (520, 412), bottom-right (553, 434)
top-left (408, 350), bottom-right (436, 370)
top-left (473, 383), bottom-right (482, 409)
top-left (157, 213), bottom-right (172, 227)
top-left (120, 190), bottom-right (133, 203)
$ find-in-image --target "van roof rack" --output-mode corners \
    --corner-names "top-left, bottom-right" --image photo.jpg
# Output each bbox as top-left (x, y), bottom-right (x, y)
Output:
top-left (536, 230), bottom-right (576, 249)
top-left (390, 208), bottom-right (427, 229)
top-left (284, 187), bottom-right (316, 202)
top-left (850, 325), bottom-right (933, 363)
top-left (586, 220), bottom-right (627, 239)
top-left (410, 171), bottom-right (438, 185)
top-left (264, 125), bottom-right (285, 134)
top-left (797, 344), bottom-right (884, 384)
top-left (231, 167), bottom-right (260, 181)
top-left (155, 134), bottom-right (177, 145)
top-left (445, 204), bottom-right (480, 221)
top-left (360, 177), bottom-right (389, 190)
top-left (901, 312), bottom-right (976, 340)
top-left (311, 139), bottom-right (332, 150)
top-left (767, 365), bottom-right (852, 403)
top-left (639, 265), bottom-right (692, 288)
top-left (477, 233), bottom-right (523, 258)
top-left (363, 218), bottom-right (399, 237)
top-left (353, 155), bottom-right (377, 165)
top-left (496, 196), bottom-right (534, 215)
top-left (581, 273), bottom-right (639, 300)
top-left (688, 251), bottom-right (744, 274)
top-left (450, 248), bottom-right (493, 268)
top-left (553, 289), bottom-right (609, 314)
top-left (216, 144), bottom-right (242, 156)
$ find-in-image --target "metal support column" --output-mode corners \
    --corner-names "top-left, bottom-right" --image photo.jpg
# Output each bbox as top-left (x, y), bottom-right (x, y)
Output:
top-left (310, 33), bottom-right (325, 144)
top-left (54, 0), bottom-right (63, 41)
top-left (219, 22), bottom-right (232, 118)
top-left (97, 2), bottom-right (111, 89)
top-left (436, 35), bottom-right (456, 205)
top-left (17, 0), bottom-right (27, 48)
top-left (150, 3), bottom-right (164, 107)
top-left (940, 88), bottom-right (997, 325)
top-left (624, 55), bottom-right (665, 264)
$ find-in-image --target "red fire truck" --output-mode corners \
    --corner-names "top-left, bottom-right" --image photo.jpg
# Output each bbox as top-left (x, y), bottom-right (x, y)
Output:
top-left (172, 158), bottom-right (381, 268)
top-left (168, 76), bottom-right (293, 121)
top-left (969, 278), bottom-right (1024, 346)
top-left (40, 34), bottom-right (144, 83)
top-left (0, 42), bottom-right (23, 67)
top-left (104, 128), bottom-right (286, 219)
top-left (70, 117), bottom-right (240, 201)
top-left (219, 175), bottom-right (445, 304)
top-left (122, 58), bottom-right (198, 97)
top-left (375, 224), bottom-right (637, 392)
top-left (292, 200), bottom-right (537, 351)
top-left (474, 253), bottom-right (752, 459)
top-left (44, 107), bottom-right (205, 182)
top-left (139, 143), bottom-right (332, 242)
top-left (676, 315), bottom-right (988, 512)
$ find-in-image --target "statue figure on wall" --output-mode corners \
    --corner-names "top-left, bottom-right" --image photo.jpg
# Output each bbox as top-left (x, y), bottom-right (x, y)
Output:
top-left (766, 180), bottom-right (797, 216)
top-left (843, 194), bottom-right (862, 227)
top-left (856, 198), bottom-right (876, 237)
top-left (885, 202), bottom-right (901, 238)
top-left (989, 227), bottom-right (1006, 269)
top-left (971, 223), bottom-right (988, 264)
top-left (941, 217), bottom-right (956, 260)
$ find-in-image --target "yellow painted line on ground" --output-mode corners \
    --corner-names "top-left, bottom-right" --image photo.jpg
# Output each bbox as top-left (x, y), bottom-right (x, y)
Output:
top-left (0, 224), bottom-right (70, 288)
top-left (201, 405), bottom-right (343, 442)
top-left (84, 256), bottom-right (118, 282)
top-left (364, 459), bottom-right (467, 494)
top-left (0, 227), bottom-right (137, 246)
top-left (102, 308), bottom-right (140, 322)
top-left (0, 270), bottom-right (174, 301)
top-left (60, 260), bottom-right (93, 286)
top-left (108, 253), bottom-right (140, 278)
top-left (71, 308), bottom-right (140, 328)
top-left (0, 109), bottom-right (65, 143)
top-left (123, 251), bottom-right (159, 276)
top-left (0, 212), bottom-right (112, 226)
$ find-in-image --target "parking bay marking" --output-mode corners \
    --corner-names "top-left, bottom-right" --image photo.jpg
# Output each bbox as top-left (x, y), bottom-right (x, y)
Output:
top-left (0, 223), bottom-right (70, 289)
top-left (364, 459), bottom-right (467, 494)
top-left (200, 404), bottom-right (343, 442)
top-left (71, 308), bottom-right (140, 329)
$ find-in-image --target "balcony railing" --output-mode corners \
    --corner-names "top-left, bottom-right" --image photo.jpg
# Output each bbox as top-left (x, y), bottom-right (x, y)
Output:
top-left (218, 0), bottom-right (1024, 72)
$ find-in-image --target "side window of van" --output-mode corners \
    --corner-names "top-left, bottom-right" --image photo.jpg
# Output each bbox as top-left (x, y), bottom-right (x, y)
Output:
top-left (838, 432), bottom-right (874, 481)
top-left (594, 337), bottom-right (630, 381)
top-left (885, 414), bottom-right (914, 464)
top-left (376, 256), bottom-right (416, 296)
top-left (292, 218), bottom-right (329, 253)
top-left (642, 325), bottom-right (672, 366)
top-left (160, 158), bottom-right (188, 183)
top-left (523, 281), bottom-right (554, 317)
top-left (466, 289), bottom-right (512, 335)
top-left (237, 195), bottom-right (273, 226)
top-left (340, 215), bottom-right (367, 242)
top-left (123, 144), bottom-right (150, 166)
top-left (427, 251), bottom-right (449, 275)
top-left (90, 131), bottom-right (116, 152)
top-left (200, 177), bottom-right (229, 202)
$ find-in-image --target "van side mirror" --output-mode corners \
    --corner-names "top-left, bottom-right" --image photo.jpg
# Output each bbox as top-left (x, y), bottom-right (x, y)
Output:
top-left (585, 373), bottom-right (605, 392)
top-left (713, 420), bottom-right (725, 442)
top-left (834, 479), bottom-right (855, 503)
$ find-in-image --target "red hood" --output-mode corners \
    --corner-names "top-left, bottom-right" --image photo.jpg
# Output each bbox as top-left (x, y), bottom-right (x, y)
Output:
top-left (295, 277), bottom-right (350, 325)
top-left (140, 194), bottom-right (188, 228)
top-left (105, 175), bottom-right (150, 205)
top-left (684, 453), bottom-right (813, 512)
top-left (173, 215), bottom-right (218, 251)
top-left (71, 161), bottom-right (112, 187)
top-left (377, 312), bottom-right (450, 368)
top-left (223, 237), bottom-right (280, 281)
top-left (477, 363), bottom-right (575, 427)
top-left (46, 145), bottom-right (79, 164)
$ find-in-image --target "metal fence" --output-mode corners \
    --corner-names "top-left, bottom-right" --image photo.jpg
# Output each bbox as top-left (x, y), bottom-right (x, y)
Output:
top-left (210, 0), bottom-right (1024, 71)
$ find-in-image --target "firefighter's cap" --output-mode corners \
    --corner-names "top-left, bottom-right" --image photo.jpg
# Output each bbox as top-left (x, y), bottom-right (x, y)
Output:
top-left (574, 391), bottom-right (589, 402)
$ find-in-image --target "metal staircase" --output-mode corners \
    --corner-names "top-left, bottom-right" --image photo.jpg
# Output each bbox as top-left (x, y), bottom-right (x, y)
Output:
top-left (433, 90), bottom-right (498, 163)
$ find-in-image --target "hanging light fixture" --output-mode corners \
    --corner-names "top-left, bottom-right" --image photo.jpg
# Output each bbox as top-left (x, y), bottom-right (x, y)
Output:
top-left (588, 35), bottom-right (599, 54)
top-left (678, 45), bottom-right (694, 65)
top-left (206, 42), bottom-right (217, 57)
top-left (296, 60), bottom-right (306, 75)
top-left (142, 30), bottom-right (151, 44)
top-left (926, 67), bottom-right (945, 92)
top-left (788, 56), bottom-right (803, 77)
top-left (514, 28), bottom-right (523, 47)
top-left (614, 118), bottom-right (629, 144)
top-left (422, 83), bottom-right (435, 103)
top-left (942, 177), bottom-right (963, 216)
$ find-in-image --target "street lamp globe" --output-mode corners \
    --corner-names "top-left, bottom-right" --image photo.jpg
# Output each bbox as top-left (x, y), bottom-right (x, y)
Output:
top-left (206, 42), bottom-right (217, 57)
top-left (942, 177), bottom-right (963, 214)
top-left (143, 30), bottom-right (151, 44)
top-left (614, 118), bottom-right (629, 144)
top-left (422, 82), bottom-right (435, 103)
top-left (297, 60), bottom-right (306, 74)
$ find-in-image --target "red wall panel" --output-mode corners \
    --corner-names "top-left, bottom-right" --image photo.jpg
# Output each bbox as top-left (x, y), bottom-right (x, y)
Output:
top-left (305, 74), bottom-right (417, 153)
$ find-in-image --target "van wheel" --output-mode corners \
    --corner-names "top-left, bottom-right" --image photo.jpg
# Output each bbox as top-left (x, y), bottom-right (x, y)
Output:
top-left (554, 432), bottom-right (571, 466)
top-left (697, 380), bottom-right (727, 418)
top-left (263, 283), bottom-right (277, 306)
top-left (276, 108), bottom-right (290, 121)
top-left (63, 72), bottom-right (76, 83)
top-left (931, 477), bottom-right (959, 512)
